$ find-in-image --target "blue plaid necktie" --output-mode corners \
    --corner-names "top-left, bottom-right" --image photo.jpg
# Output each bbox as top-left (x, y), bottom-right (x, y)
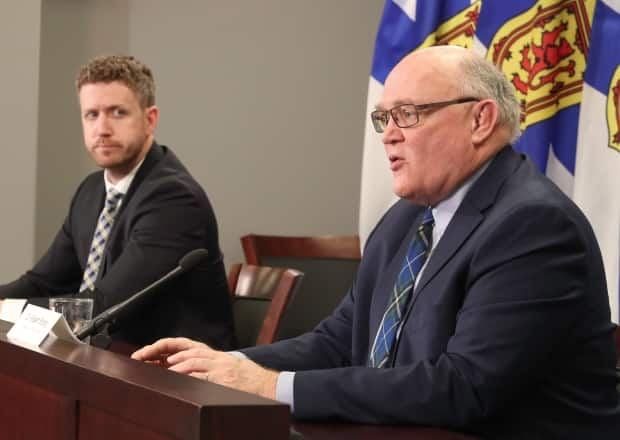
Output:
top-left (80, 188), bottom-right (123, 292)
top-left (369, 208), bottom-right (434, 368)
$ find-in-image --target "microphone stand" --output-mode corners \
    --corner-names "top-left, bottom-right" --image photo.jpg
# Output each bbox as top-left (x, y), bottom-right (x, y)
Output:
top-left (75, 248), bottom-right (209, 345)
top-left (90, 323), bottom-right (112, 349)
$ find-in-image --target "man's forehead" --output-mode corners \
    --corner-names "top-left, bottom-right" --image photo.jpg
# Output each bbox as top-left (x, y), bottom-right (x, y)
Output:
top-left (79, 81), bottom-right (139, 103)
top-left (378, 79), bottom-right (432, 108)
top-left (80, 80), bottom-right (131, 92)
top-left (378, 64), bottom-right (459, 108)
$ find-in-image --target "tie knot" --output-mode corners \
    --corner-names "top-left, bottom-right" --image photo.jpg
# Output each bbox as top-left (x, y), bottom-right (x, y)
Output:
top-left (417, 208), bottom-right (434, 247)
top-left (421, 208), bottom-right (434, 227)
top-left (105, 188), bottom-right (123, 207)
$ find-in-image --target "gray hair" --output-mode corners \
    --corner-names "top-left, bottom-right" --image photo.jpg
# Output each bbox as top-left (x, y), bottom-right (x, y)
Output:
top-left (459, 56), bottom-right (522, 143)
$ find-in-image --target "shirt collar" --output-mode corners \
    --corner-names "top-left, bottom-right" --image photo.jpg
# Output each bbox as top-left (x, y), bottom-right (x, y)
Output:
top-left (103, 158), bottom-right (145, 195)
top-left (431, 160), bottom-right (491, 249)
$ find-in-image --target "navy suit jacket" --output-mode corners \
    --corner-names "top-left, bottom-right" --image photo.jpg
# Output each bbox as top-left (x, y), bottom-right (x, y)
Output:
top-left (0, 143), bottom-right (235, 349)
top-left (244, 147), bottom-right (620, 438)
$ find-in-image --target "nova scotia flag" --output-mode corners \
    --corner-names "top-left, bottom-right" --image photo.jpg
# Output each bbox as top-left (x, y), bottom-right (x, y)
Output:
top-left (359, 0), bottom-right (620, 321)
top-left (573, 0), bottom-right (620, 322)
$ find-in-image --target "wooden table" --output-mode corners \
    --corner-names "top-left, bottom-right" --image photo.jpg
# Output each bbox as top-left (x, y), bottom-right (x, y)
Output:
top-left (0, 320), bottom-right (289, 439)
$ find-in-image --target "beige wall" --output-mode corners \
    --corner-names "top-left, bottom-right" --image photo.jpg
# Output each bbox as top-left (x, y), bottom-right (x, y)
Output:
top-left (127, 1), bottom-right (383, 265)
top-left (36, 0), bottom-right (130, 258)
top-left (0, 0), bottom-right (383, 279)
top-left (0, 1), bottom-right (41, 279)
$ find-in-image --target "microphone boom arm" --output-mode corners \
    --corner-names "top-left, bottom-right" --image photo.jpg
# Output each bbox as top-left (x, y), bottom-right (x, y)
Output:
top-left (75, 248), bottom-right (208, 340)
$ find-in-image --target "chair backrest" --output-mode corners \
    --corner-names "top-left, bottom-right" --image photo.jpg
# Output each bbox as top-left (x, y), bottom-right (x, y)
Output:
top-left (241, 234), bottom-right (361, 340)
top-left (227, 263), bottom-right (303, 348)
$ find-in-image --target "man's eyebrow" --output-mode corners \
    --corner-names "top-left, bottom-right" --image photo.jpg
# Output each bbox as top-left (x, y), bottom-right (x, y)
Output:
top-left (374, 99), bottom-right (415, 111)
top-left (98, 104), bottom-right (129, 114)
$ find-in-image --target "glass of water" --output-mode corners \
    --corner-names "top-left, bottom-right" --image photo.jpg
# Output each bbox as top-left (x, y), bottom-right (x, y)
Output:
top-left (48, 297), bottom-right (94, 338)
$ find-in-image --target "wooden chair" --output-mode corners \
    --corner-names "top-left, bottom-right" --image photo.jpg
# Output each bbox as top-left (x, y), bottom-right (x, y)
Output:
top-left (242, 235), bottom-right (362, 265)
top-left (227, 263), bottom-right (303, 348)
top-left (241, 234), bottom-right (361, 340)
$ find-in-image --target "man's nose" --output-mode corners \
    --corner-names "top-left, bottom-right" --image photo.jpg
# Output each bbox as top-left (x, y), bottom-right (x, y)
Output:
top-left (95, 115), bottom-right (112, 136)
top-left (381, 116), bottom-right (404, 145)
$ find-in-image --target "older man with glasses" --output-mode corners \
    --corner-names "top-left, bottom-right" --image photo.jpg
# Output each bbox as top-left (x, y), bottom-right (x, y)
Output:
top-left (133, 46), bottom-right (620, 439)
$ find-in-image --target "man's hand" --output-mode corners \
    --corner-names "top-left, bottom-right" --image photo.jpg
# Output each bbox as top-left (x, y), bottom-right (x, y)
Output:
top-left (131, 337), bottom-right (203, 367)
top-left (132, 337), bottom-right (279, 400)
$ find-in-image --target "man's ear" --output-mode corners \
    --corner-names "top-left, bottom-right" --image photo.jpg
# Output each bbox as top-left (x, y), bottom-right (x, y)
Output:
top-left (145, 105), bottom-right (160, 135)
top-left (471, 99), bottom-right (499, 145)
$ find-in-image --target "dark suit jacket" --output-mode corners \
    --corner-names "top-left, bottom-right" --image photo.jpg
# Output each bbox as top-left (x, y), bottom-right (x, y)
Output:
top-left (243, 147), bottom-right (620, 438)
top-left (0, 143), bottom-right (235, 350)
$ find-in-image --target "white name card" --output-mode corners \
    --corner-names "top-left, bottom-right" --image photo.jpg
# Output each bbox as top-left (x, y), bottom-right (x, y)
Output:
top-left (7, 304), bottom-right (81, 346)
top-left (0, 299), bottom-right (27, 323)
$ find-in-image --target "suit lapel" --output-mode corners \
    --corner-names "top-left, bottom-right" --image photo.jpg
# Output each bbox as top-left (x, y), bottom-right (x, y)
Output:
top-left (410, 146), bottom-right (523, 302)
top-left (80, 179), bottom-right (107, 262)
top-left (367, 203), bottom-right (425, 338)
top-left (98, 142), bottom-right (164, 276)
top-left (117, 142), bottom-right (163, 215)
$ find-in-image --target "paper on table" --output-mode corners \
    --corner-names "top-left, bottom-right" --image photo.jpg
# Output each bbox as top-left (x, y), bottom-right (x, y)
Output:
top-left (50, 316), bottom-right (82, 344)
top-left (7, 304), bottom-right (82, 346)
top-left (0, 299), bottom-right (27, 323)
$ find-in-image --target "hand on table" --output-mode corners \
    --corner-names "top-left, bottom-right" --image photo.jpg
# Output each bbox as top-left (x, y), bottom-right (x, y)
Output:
top-left (131, 337), bottom-right (279, 400)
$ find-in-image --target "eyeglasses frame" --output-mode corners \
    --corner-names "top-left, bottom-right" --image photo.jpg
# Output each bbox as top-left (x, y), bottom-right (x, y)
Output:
top-left (370, 97), bottom-right (480, 133)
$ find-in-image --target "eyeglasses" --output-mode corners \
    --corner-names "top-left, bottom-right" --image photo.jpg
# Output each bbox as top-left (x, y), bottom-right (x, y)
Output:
top-left (370, 97), bottom-right (480, 133)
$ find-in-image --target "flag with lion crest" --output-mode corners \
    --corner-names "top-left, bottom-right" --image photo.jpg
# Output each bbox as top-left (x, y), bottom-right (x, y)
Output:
top-left (359, 0), bottom-right (620, 322)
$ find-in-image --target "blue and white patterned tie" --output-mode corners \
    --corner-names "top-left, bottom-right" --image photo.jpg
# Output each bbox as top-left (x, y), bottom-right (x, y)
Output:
top-left (369, 208), bottom-right (434, 368)
top-left (80, 188), bottom-right (123, 292)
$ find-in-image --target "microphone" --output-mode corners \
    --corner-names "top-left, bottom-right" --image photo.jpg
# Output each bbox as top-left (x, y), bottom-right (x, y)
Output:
top-left (75, 248), bottom-right (209, 340)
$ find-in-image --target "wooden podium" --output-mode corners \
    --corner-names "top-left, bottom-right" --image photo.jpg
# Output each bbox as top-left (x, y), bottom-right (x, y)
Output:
top-left (0, 320), bottom-right (289, 440)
